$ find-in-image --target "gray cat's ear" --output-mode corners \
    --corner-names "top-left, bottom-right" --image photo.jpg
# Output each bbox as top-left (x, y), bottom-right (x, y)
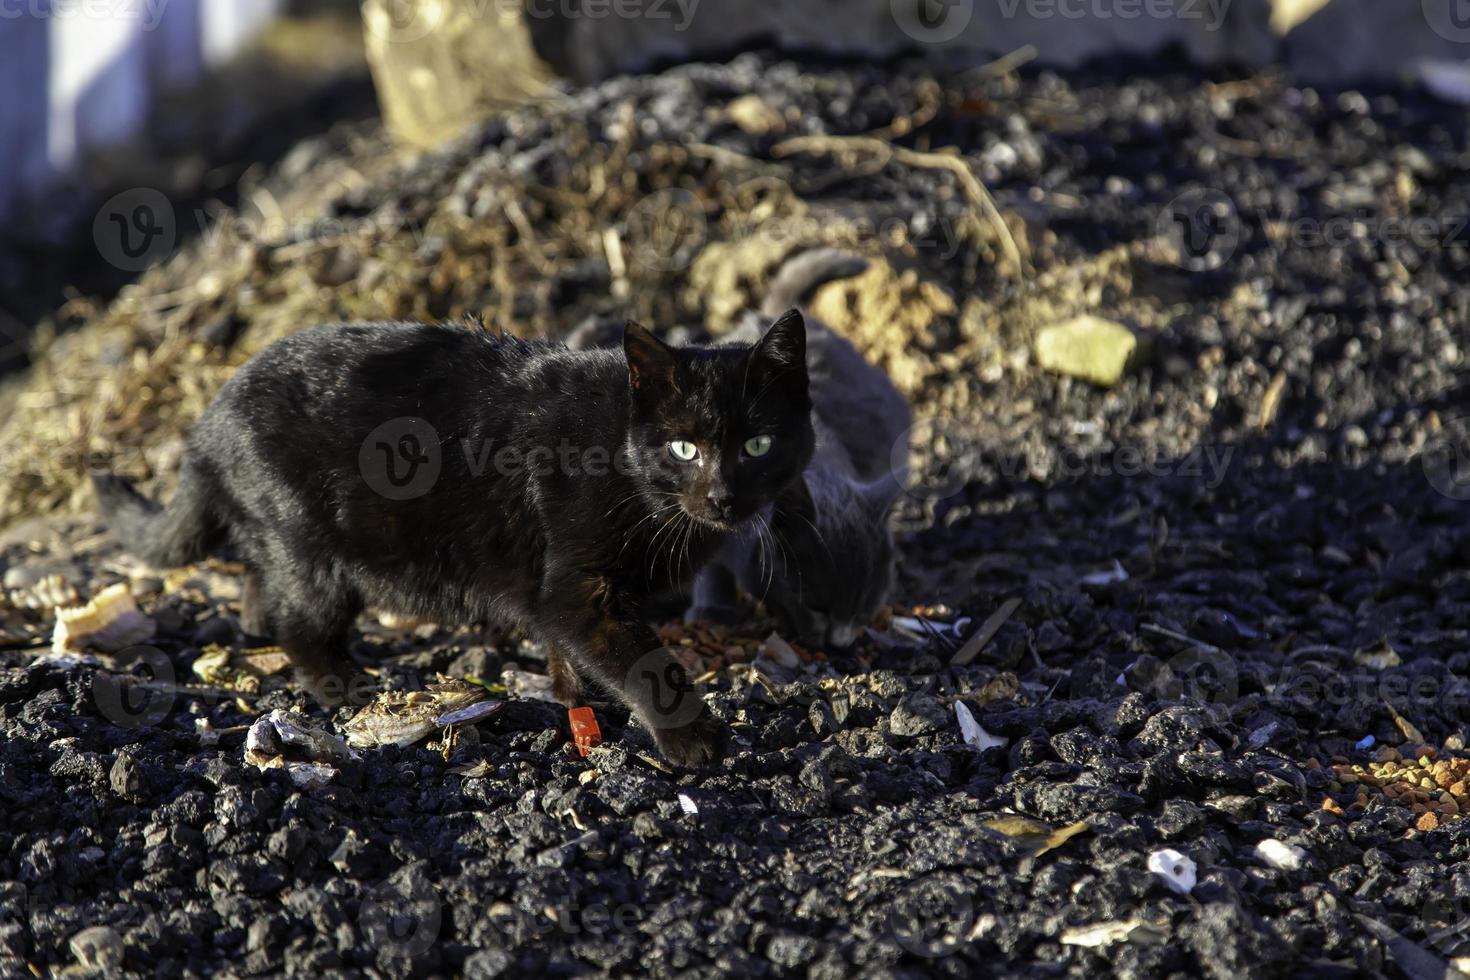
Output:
top-left (623, 321), bottom-right (676, 392)
top-left (752, 309), bottom-right (807, 374)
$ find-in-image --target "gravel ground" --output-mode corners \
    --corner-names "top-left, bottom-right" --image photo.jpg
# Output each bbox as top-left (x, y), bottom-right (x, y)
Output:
top-left (3, 51), bottom-right (1470, 977)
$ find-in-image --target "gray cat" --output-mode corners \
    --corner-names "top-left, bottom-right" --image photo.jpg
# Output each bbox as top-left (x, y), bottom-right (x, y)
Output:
top-left (690, 249), bottom-right (912, 648)
top-left (565, 249), bottom-right (912, 648)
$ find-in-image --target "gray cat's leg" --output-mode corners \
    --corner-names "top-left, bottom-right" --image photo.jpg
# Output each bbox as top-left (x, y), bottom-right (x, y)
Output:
top-left (686, 562), bottom-right (743, 625)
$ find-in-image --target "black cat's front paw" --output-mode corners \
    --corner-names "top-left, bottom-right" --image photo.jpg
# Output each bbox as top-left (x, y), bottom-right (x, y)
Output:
top-left (652, 709), bottom-right (730, 767)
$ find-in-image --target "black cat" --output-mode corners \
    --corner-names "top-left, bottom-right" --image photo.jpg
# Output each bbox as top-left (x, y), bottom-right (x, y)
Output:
top-left (92, 316), bottom-right (814, 765)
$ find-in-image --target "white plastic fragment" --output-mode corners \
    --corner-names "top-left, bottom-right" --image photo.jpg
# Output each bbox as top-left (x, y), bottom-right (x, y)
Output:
top-left (890, 615), bottom-right (972, 642)
top-left (195, 718), bottom-right (220, 747)
top-left (1254, 839), bottom-right (1308, 872)
top-left (1080, 560), bottom-right (1129, 587)
top-left (888, 616), bottom-right (926, 639)
top-left (1147, 849), bottom-right (1197, 895)
top-left (956, 701), bottom-right (1007, 752)
top-left (760, 633), bottom-right (801, 669)
top-left (1060, 918), bottom-right (1167, 948)
top-left (1418, 60), bottom-right (1470, 106)
top-left (677, 793), bottom-right (699, 817)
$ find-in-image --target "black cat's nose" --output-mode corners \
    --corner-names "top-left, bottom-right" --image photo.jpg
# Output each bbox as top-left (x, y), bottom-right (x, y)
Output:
top-left (706, 490), bottom-right (736, 520)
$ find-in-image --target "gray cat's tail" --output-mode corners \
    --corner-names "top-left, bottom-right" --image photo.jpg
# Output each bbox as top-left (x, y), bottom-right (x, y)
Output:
top-left (761, 248), bottom-right (869, 318)
top-left (91, 464), bottom-right (215, 567)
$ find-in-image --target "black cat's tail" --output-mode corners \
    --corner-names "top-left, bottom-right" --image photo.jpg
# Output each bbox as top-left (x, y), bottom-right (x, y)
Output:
top-left (91, 463), bottom-right (215, 567)
top-left (760, 248), bottom-right (869, 318)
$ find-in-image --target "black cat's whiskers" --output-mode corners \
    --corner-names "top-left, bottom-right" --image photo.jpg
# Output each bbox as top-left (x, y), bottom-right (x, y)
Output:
top-left (752, 515), bottom-right (788, 602)
top-left (656, 509), bottom-right (683, 584)
top-left (748, 520), bottom-right (769, 597)
top-left (769, 519), bottom-right (797, 570)
top-left (642, 501), bottom-right (689, 579)
top-left (623, 509), bottom-right (676, 568)
top-left (614, 491), bottom-right (681, 566)
top-left (602, 486), bottom-right (651, 520)
top-left (764, 520), bottom-right (799, 599)
top-left (784, 506), bottom-right (835, 569)
top-left (672, 511), bottom-right (698, 585)
top-left (757, 520), bottom-right (778, 600)
top-left (669, 510), bottom-right (709, 587)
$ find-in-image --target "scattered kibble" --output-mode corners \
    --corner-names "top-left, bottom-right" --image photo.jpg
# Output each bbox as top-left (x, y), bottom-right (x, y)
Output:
top-left (1325, 747), bottom-right (1470, 834)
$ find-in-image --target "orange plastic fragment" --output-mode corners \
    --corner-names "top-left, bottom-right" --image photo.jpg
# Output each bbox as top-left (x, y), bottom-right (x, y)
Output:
top-left (569, 707), bottom-right (601, 757)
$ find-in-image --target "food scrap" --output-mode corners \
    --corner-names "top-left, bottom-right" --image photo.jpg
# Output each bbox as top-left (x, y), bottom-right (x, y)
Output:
top-left (51, 583), bottom-right (155, 655)
top-left (342, 678), bottom-right (496, 749)
top-left (501, 668), bottom-right (558, 702)
top-left (244, 709), bottom-right (358, 789)
top-left (191, 644), bottom-right (292, 693)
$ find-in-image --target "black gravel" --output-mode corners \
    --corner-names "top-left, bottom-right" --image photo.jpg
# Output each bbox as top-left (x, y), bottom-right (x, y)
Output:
top-left (4, 51), bottom-right (1470, 977)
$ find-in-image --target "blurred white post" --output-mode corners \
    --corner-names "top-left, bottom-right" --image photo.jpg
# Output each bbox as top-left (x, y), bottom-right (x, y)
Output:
top-left (47, 1), bottom-right (151, 176)
top-left (0, 0), bottom-right (283, 230)
top-left (200, 0), bottom-right (280, 66)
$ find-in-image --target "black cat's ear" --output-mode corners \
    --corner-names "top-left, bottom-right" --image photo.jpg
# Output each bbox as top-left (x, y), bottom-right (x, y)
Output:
top-left (752, 309), bottom-right (807, 375)
top-left (623, 321), bottom-right (676, 393)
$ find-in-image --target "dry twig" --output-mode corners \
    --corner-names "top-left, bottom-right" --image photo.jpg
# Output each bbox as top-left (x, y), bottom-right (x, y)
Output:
top-left (771, 134), bottom-right (1027, 278)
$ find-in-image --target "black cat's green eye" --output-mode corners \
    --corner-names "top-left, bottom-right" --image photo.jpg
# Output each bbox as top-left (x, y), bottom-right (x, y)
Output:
top-left (668, 440), bottom-right (699, 462)
top-left (743, 435), bottom-right (773, 458)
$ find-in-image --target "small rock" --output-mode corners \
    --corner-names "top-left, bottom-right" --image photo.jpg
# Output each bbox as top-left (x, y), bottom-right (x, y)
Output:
top-left (1035, 315), bottom-right (1140, 387)
top-left (889, 695), bottom-right (946, 736)
top-left (70, 926), bottom-right (124, 972)
top-left (109, 752), bottom-right (145, 803)
top-left (1254, 838), bottom-right (1308, 871)
top-left (725, 94), bottom-right (784, 135)
top-left (809, 700), bottom-right (839, 737)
